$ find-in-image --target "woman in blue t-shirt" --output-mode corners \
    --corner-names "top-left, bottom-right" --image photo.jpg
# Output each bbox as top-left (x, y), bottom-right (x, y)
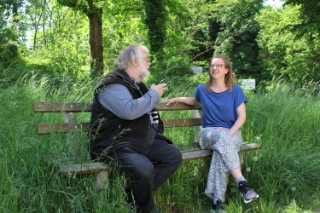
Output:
top-left (166, 55), bottom-right (259, 211)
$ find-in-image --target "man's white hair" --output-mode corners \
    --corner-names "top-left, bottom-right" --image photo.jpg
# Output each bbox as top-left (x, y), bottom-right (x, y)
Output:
top-left (116, 44), bottom-right (149, 70)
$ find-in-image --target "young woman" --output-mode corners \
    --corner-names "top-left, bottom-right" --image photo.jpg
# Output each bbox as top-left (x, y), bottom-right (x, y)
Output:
top-left (166, 55), bottom-right (259, 211)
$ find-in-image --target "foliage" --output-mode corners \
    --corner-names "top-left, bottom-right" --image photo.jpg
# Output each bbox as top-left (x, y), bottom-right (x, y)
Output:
top-left (57, 0), bottom-right (104, 77)
top-left (242, 81), bottom-right (320, 210)
top-left (143, 0), bottom-right (166, 61)
top-left (0, 75), bottom-right (320, 212)
top-left (4, 0), bottom-right (320, 90)
top-left (182, 0), bottom-right (217, 64)
top-left (285, 0), bottom-right (320, 33)
top-left (0, 0), bottom-right (22, 67)
top-left (3, 0), bottom-right (320, 211)
top-left (0, 29), bottom-right (19, 68)
top-left (101, 0), bottom-right (147, 72)
top-left (256, 5), bottom-right (320, 85)
top-left (160, 0), bottom-right (194, 70)
top-left (23, 5), bottom-right (91, 77)
top-left (213, 0), bottom-right (263, 79)
top-left (154, 0), bottom-right (217, 75)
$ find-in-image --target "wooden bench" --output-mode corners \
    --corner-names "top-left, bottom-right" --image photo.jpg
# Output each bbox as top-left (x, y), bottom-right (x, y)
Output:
top-left (34, 102), bottom-right (261, 190)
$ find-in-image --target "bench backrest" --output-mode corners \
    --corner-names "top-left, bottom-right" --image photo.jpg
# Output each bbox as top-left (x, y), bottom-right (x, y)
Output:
top-left (34, 102), bottom-right (202, 135)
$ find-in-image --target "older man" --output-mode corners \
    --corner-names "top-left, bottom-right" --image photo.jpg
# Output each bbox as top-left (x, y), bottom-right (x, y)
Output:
top-left (89, 44), bottom-right (182, 213)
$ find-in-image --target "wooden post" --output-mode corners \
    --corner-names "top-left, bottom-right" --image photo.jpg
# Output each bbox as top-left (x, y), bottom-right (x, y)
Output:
top-left (239, 153), bottom-right (244, 166)
top-left (94, 171), bottom-right (109, 192)
top-left (191, 109), bottom-right (202, 143)
top-left (64, 111), bottom-right (83, 161)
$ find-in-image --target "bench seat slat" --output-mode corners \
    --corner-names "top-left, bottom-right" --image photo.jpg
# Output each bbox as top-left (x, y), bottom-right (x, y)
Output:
top-left (57, 143), bottom-right (260, 175)
top-left (239, 143), bottom-right (261, 152)
top-left (59, 162), bottom-right (110, 176)
top-left (179, 142), bottom-right (261, 152)
top-left (181, 143), bottom-right (261, 161)
top-left (182, 150), bottom-right (212, 161)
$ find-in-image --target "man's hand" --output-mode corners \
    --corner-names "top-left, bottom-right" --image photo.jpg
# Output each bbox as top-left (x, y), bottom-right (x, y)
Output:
top-left (150, 83), bottom-right (168, 97)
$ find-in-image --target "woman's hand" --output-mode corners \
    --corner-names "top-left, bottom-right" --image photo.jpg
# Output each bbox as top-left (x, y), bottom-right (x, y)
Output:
top-left (165, 98), bottom-right (177, 105)
top-left (166, 97), bottom-right (198, 106)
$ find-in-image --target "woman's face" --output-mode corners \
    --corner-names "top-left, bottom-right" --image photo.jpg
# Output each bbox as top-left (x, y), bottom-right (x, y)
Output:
top-left (209, 58), bottom-right (229, 80)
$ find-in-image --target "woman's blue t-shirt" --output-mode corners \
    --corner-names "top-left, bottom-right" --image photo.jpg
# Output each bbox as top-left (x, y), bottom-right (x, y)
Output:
top-left (195, 84), bottom-right (246, 129)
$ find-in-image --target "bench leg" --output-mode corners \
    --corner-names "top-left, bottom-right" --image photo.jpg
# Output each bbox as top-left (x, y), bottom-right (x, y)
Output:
top-left (94, 171), bottom-right (109, 192)
top-left (239, 153), bottom-right (244, 166)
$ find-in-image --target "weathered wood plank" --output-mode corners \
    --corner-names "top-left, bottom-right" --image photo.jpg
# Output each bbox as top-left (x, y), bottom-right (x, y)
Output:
top-left (177, 142), bottom-right (261, 152)
top-left (37, 118), bottom-right (202, 134)
top-left (181, 143), bottom-right (261, 161)
top-left (59, 162), bottom-right (110, 176)
top-left (163, 118), bottom-right (201, 128)
top-left (34, 102), bottom-right (92, 112)
top-left (37, 123), bottom-right (90, 134)
top-left (239, 143), bottom-right (261, 152)
top-left (34, 102), bottom-right (201, 112)
top-left (57, 143), bottom-right (261, 175)
top-left (155, 102), bottom-right (202, 111)
top-left (56, 150), bottom-right (217, 175)
top-left (182, 150), bottom-right (212, 161)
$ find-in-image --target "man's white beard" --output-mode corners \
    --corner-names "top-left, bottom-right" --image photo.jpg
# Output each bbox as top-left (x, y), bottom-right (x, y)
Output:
top-left (137, 66), bottom-right (150, 82)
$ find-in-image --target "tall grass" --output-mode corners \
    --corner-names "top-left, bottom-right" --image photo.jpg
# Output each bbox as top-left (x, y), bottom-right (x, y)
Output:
top-left (0, 74), bottom-right (319, 212)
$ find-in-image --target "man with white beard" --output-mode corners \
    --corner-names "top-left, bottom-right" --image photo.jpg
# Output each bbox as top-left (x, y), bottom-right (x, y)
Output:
top-left (89, 44), bottom-right (182, 213)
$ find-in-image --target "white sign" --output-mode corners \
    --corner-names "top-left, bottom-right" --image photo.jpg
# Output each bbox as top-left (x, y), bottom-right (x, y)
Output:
top-left (191, 66), bottom-right (203, 74)
top-left (239, 79), bottom-right (256, 90)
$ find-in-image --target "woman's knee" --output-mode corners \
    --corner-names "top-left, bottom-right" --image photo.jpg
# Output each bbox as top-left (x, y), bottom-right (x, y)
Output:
top-left (199, 128), bottom-right (219, 149)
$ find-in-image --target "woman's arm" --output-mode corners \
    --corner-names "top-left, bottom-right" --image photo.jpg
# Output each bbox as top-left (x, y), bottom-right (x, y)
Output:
top-left (165, 97), bottom-right (199, 106)
top-left (228, 102), bottom-right (246, 136)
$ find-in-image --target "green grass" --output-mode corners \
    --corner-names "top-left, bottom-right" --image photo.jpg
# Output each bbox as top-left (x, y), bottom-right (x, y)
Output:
top-left (0, 74), bottom-right (319, 212)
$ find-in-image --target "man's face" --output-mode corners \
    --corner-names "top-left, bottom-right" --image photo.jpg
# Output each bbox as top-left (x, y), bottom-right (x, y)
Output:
top-left (135, 49), bottom-right (151, 82)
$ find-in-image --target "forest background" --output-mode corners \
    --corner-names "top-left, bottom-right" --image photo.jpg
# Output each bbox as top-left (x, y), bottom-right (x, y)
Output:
top-left (0, 0), bottom-right (320, 212)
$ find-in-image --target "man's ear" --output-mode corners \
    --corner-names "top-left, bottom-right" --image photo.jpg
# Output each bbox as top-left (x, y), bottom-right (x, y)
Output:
top-left (132, 58), bottom-right (140, 68)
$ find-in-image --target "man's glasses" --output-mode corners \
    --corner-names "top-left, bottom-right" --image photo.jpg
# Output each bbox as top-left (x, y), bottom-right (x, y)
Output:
top-left (140, 57), bottom-right (151, 63)
top-left (210, 64), bottom-right (224, 69)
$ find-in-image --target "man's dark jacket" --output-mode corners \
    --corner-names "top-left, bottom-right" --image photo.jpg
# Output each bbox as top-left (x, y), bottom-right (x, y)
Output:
top-left (89, 69), bottom-right (168, 161)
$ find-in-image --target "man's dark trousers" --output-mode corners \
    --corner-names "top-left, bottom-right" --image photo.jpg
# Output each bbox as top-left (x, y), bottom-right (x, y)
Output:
top-left (112, 138), bottom-right (182, 213)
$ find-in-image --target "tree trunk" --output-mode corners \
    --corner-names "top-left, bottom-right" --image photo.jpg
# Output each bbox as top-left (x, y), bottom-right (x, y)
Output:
top-left (87, 10), bottom-right (104, 77)
top-left (57, 0), bottom-right (104, 78)
top-left (143, 0), bottom-right (166, 62)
